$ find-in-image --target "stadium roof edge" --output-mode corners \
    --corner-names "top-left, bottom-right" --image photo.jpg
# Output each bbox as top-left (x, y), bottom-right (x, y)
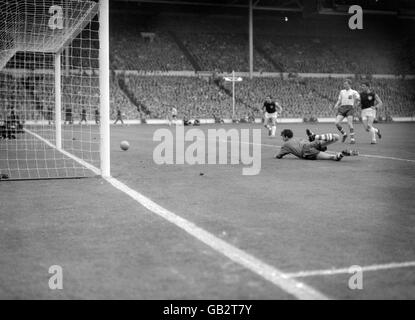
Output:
top-left (112, 0), bottom-right (303, 11)
top-left (112, 0), bottom-right (415, 17)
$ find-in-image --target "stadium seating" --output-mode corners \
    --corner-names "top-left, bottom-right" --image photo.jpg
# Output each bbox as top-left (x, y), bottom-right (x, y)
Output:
top-left (2, 13), bottom-right (414, 121)
top-left (122, 75), bottom-right (242, 119)
top-left (116, 75), bottom-right (415, 119)
top-left (109, 13), bottom-right (415, 74)
top-left (0, 73), bottom-right (137, 121)
top-left (1, 70), bottom-right (413, 120)
top-left (256, 35), bottom-right (415, 75)
top-left (181, 33), bottom-right (275, 73)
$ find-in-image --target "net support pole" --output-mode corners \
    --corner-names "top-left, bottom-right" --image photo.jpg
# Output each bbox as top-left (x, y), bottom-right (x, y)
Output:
top-left (249, 0), bottom-right (253, 79)
top-left (64, 10), bottom-right (70, 76)
top-left (65, 47), bottom-right (70, 76)
top-left (99, 0), bottom-right (111, 178)
top-left (232, 70), bottom-right (235, 119)
top-left (55, 52), bottom-right (62, 150)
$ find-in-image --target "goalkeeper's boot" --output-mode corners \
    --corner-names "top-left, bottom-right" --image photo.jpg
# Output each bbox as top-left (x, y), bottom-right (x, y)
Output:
top-left (335, 153), bottom-right (344, 161)
top-left (342, 149), bottom-right (359, 156)
top-left (342, 133), bottom-right (348, 143)
top-left (350, 137), bottom-right (356, 144)
top-left (342, 149), bottom-right (351, 156)
top-left (306, 129), bottom-right (316, 142)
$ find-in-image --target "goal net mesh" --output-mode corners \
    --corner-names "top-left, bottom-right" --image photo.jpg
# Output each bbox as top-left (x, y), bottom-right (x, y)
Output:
top-left (0, 0), bottom-right (101, 180)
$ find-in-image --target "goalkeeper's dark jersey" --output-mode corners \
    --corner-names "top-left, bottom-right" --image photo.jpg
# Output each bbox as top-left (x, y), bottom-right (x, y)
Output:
top-left (278, 138), bottom-right (307, 158)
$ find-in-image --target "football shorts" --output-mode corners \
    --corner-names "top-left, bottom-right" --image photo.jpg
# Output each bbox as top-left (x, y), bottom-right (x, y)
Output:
top-left (264, 112), bottom-right (278, 120)
top-left (337, 105), bottom-right (354, 117)
top-left (361, 108), bottom-right (376, 119)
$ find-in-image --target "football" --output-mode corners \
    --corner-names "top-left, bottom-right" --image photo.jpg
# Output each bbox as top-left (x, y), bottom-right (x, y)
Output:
top-left (120, 140), bottom-right (130, 151)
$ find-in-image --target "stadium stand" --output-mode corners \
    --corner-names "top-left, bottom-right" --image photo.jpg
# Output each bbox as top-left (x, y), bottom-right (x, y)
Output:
top-left (1, 71), bottom-right (413, 121)
top-left (105, 12), bottom-right (414, 120)
top-left (0, 72), bottom-right (137, 122)
top-left (115, 75), bottom-right (415, 119)
top-left (179, 32), bottom-right (415, 74)
top-left (110, 13), bottom-right (415, 74)
top-left (180, 33), bottom-right (275, 73)
top-left (110, 14), bottom-right (193, 71)
top-left (122, 75), bottom-right (243, 119)
top-left (2, 13), bottom-right (413, 122)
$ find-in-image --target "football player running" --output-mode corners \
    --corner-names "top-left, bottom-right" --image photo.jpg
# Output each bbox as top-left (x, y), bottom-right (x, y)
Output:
top-left (359, 82), bottom-right (383, 144)
top-left (262, 95), bottom-right (282, 137)
top-left (333, 79), bottom-right (360, 144)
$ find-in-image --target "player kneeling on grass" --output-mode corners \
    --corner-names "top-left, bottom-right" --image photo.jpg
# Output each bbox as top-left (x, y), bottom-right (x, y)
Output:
top-left (274, 129), bottom-right (344, 161)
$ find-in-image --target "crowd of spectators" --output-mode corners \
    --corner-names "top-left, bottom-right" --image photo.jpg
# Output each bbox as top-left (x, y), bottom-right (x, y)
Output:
top-left (110, 14), bottom-right (192, 71)
top-left (1, 72), bottom-right (414, 121)
top-left (225, 77), bottom-right (332, 118)
top-left (2, 13), bottom-right (414, 122)
top-left (118, 75), bottom-right (415, 119)
top-left (109, 74), bottom-right (138, 120)
top-left (257, 35), bottom-right (415, 75)
top-left (109, 30), bottom-right (415, 75)
top-left (232, 76), bottom-right (415, 119)
top-left (181, 33), bottom-right (275, 73)
top-left (111, 31), bottom-right (192, 71)
top-left (123, 75), bottom-right (241, 119)
top-left (108, 13), bottom-right (415, 75)
top-left (0, 72), bottom-right (138, 122)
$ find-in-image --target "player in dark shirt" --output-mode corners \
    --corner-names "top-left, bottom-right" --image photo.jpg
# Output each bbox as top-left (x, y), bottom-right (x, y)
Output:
top-left (95, 108), bottom-right (100, 124)
top-left (262, 95), bottom-right (282, 137)
top-left (114, 108), bottom-right (124, 125)
top-left (5, 110), bottom-right (18, 139)
top-left (79, 108), bottom-right (87, 124)
top-left (359, 82), bottom-right (383, 144)
top-left (275, 129), bottom-right (344, 161)
top-left (0, 115), bottom-right (5, 139)
top-left (65, 106), bottom-right (73, 125)
top-left (46, 106), bottom-right (53, 125)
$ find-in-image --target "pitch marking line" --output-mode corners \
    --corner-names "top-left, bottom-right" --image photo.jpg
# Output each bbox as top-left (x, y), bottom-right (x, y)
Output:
top-left (285, 261), bottom-right (415, 278)
top-left (25, 129), bottom-right (329, 300)
top-left (215, 138), bottom-right (415, 163)
top-left (357, 154), bottom-right (415, 163)
top-left (24, 129), bottom-right (101, 175)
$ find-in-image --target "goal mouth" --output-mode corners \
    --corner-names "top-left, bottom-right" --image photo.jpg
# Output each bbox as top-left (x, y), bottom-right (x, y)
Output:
top-left (0, 0), bottom-right (104, 180)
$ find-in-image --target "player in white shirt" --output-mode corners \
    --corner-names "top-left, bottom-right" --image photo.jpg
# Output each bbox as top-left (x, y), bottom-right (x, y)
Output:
top-left (333, 79), bottom-right (360, 144)
top-left (169, 106), bottom-right (178, 126)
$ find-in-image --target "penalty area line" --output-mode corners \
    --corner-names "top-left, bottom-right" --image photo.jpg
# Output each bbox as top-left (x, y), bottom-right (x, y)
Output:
top-left (225, 137), bottom-right (415, 163)
top-left (25, 129), bottom-right (329, 300)
top-left (285, 261), bottom-right (415, 278)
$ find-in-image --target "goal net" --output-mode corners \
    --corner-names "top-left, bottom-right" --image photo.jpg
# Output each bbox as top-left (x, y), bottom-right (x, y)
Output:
top-left (0, 0), bottom-right (105, 180)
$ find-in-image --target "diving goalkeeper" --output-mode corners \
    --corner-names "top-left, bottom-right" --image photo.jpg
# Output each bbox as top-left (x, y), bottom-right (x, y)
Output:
top-left (274, 129), bottom-right (344, 161)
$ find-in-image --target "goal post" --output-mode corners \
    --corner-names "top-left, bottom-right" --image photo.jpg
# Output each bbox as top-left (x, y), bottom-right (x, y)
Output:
top-left (99, 0), bottom-right (110, 178)
top-left (0, 0), bottom-right (110, 180)
top-left (55, 51), bottom-right (62, 150)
